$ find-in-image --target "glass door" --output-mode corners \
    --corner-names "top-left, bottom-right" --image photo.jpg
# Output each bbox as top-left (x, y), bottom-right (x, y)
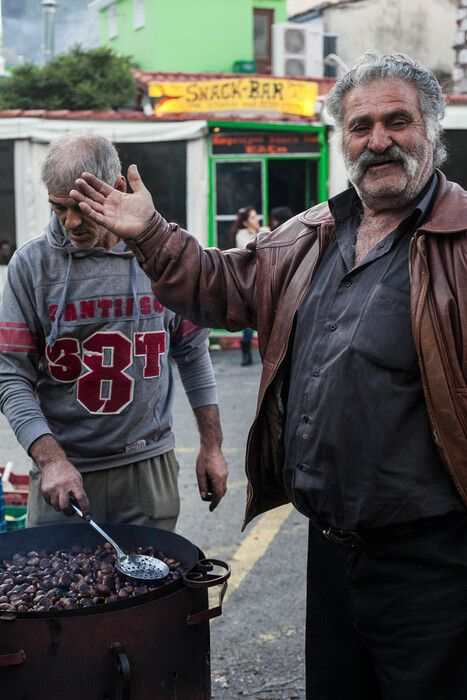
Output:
top-left (268, 158), bottom-right (319, 215)
top-left (213, 160), bottom-right (265, 250)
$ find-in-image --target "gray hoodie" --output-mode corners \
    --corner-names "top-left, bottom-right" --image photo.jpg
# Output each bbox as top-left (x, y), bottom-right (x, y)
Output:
top-left (0, 214), bottom-right (217, 472)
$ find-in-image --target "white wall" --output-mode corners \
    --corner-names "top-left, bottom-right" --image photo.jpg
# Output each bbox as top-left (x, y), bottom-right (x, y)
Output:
top-left (0, 117), bottom-right (208, 247)
top-left (14, 140), bottom-right (50, 249)
top-left (288, 0), bottom-right (458, 79)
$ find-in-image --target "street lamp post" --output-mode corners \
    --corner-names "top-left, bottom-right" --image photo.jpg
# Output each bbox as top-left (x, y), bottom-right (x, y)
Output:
top-left (41, 0), bottom-right (58, 65)
top-left (0, 0), bottom-right (7, 75)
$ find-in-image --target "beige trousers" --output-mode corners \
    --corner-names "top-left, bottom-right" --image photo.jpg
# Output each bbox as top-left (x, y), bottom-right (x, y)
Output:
top-left (26, 451), bottom-right (180, 531)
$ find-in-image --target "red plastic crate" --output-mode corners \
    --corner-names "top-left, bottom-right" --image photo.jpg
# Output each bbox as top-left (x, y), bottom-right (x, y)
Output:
top-left (1, 466), bottom-right (29, 506)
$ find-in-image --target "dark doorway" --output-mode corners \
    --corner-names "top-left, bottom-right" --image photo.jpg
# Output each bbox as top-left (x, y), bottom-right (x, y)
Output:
top-left (268, 159), bottom-right (318, 220)
top-left (0, 140), bottom-right (16, 257)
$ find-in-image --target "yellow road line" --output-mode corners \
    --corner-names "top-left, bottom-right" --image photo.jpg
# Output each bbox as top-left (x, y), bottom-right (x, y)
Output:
top-left (223, 503), bottom-right (294, 604)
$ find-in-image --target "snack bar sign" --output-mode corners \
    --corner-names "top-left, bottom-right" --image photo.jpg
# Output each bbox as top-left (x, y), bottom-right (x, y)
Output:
top-left (149, 77), bottom-right (319, 117)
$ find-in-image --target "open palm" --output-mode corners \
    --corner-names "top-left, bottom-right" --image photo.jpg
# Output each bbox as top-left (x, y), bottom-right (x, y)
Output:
top-left (70, 164), bottom-right (156, 239)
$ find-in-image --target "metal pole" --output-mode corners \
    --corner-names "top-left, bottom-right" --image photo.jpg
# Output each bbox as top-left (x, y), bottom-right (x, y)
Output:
top-left (41, 0), bottom-right (58, 65)
top-left (0, 0), bottom-right (7, 75)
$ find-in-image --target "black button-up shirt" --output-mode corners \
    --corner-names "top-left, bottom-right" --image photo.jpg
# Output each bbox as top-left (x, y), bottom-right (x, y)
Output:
top-left (284, 174), bottom-right (464, 531)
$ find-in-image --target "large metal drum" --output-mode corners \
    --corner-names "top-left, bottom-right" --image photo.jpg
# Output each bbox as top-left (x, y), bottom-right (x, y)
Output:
top-left (0, 523), bottom-right (229, 699)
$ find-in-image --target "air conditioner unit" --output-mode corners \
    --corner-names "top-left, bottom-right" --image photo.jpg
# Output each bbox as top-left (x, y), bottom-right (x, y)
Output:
top-left (272, 23), bottom-right (324, 78)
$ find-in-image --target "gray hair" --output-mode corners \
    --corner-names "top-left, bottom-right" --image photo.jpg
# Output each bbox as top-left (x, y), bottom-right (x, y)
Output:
top-left (41, 132), bottom-right (122, 193)
top-left (326, 51), bottom-right (447, 168)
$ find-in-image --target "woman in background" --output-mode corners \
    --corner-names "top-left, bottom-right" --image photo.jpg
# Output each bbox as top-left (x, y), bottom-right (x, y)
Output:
top-left (229, 206), bottom-right (261, 366)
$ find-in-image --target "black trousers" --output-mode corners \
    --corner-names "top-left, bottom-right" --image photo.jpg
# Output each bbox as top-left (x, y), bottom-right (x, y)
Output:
top-left (306, 514), bottom-right (467, 700)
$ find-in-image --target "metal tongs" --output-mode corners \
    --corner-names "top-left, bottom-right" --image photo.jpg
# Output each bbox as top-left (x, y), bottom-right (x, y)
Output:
top-left (71, 501), bottom-right (169, 580)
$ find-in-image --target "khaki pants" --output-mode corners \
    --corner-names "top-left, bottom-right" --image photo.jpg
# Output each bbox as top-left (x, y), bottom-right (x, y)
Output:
top-left (26, 451), bottom-right (180, 531)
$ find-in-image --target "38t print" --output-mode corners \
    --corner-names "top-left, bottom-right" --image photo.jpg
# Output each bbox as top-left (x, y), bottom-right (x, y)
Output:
top-left (46, 331), bottom-right (166, 414)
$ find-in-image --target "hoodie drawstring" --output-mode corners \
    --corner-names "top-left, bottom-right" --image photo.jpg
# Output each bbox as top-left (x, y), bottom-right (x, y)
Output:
top-left (49, 254), bottom-right (139, 348)
top-left (49, 253), bottom-right (72, 348)
top-left (131, 257), bottom-right (140, 331)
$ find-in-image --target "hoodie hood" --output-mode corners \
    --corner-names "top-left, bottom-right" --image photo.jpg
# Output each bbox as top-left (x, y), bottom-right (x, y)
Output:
top-left (46, 213), bottom-right (135, 259)
top-left (46, 214), bottom-right (140, 346)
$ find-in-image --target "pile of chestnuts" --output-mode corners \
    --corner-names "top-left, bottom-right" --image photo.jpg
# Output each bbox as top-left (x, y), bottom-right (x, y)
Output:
top-left (0, 543), bottom-right (187, 613)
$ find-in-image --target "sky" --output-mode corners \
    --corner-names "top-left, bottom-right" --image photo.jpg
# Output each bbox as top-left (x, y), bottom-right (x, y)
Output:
top-left (2, 0), bottom-right (100, 67)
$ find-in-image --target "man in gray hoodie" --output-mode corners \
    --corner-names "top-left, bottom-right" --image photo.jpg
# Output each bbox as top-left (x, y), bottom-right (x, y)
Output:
top-left (0, 133), bottom-right (228, 529)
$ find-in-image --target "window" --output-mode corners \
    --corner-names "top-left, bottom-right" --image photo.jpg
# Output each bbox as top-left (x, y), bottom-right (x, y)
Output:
top-left (323, 34), bottom-right (338, 78)
top-left (108, 3), bottom-right (117, 39)
top-left (254, 8), bottom-right (274, 74)
top-left (134, 0), bottom-right (145, 30)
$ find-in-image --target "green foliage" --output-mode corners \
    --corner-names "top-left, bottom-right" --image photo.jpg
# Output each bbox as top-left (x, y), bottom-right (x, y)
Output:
top-left (0, 46), bottom-right (138, 111)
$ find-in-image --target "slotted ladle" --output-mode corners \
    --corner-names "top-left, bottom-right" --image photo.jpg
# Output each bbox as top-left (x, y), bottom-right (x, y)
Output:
top-left (71, 501), bottom-right (169, 580)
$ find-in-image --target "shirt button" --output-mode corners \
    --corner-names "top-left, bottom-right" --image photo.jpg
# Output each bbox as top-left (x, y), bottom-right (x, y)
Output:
top-left (297, 462), bottom-right (305, 471)
top-left (313, 369), bottom-right (320, 377)
top-left (329, 323), bottom-right (337, 331)
top-left (344, 280), bottom-right (352, 287)
top-left (302, 415), bottom-right (310, 423)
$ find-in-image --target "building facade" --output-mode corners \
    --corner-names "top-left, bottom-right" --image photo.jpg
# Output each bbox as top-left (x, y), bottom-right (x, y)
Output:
top-left (287, 0), bottom-right (459, 86)
top-left (89, 0), bottom-right (288, 73)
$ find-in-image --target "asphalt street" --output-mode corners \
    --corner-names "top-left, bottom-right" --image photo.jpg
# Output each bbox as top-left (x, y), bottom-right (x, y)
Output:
top-left (0, 344), bottom-right (308, 700)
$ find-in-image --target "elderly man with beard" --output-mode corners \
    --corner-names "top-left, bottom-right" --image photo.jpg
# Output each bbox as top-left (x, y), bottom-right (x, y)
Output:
top-left (70, 52), bottom-right (467, 700)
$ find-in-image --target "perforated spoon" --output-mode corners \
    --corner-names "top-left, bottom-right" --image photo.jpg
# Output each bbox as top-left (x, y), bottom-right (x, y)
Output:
top-left (71, 502), bottom-right (170, 580)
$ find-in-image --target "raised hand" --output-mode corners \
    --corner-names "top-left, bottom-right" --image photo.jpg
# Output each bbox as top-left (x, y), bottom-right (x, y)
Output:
top-left (70, 164), bottom-right (156, 240)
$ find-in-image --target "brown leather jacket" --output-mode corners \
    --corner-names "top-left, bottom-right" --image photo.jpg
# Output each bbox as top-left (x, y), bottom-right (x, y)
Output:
top-left (129, 171), bottom-right (467, 529)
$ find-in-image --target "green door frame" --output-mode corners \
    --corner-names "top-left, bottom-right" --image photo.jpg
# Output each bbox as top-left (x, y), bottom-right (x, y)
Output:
top-left (207, 120), bottom-right (328, 247)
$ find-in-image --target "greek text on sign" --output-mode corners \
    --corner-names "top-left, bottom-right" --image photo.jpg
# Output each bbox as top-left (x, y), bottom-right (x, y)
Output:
top-left (211, 131), bottom-right (320, 155)
top-left (149, 78), bottom-right (319, 117)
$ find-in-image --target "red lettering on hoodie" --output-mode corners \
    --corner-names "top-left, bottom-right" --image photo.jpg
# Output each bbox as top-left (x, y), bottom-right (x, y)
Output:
top-left (80, 300), bottom-right (95, 319)
top-left (98, 299), bottom-right (112, 317)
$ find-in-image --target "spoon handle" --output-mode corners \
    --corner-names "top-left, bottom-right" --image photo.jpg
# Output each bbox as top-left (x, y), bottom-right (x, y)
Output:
top-left (71, 502), bottom-right (123, 557)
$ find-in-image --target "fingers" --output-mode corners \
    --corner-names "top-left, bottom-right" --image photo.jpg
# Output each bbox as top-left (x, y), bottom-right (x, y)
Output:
top-left (200, 475), bottom-right (214, 504)
top-left (209, 492), bottom-right (221, 512)
top-left (70, 173), bottom-right (110, 213)
top-left (126, 164), bottom-right (149, 194)
top-left (76, 172), bottom-right (114, 196)
top-left (208, 478), bottom-right (227, 512)
top-left (198, 472), bottom-right (227, 512)
top-left (61, 489), bottom-right (91, 520)
top-left (69, 192), bottom-right (107, 226)
top-left (196, 448), bottom-right (228, 512)
top-left (42, 464), bottom-right (91, 520)
top-left (74, 490), bottom-right (91, 521)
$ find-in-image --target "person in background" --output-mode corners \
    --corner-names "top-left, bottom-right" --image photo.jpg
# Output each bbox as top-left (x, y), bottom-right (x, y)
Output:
top-left (0, 133), bottom-right (228, 529)
top-left (229, 206), bottom-right (261, 366)
top-left (268, 206), bottom-right (294, 230)
top-left (229, 205), bottom-right (261, 250)
top-left (70, 51), bottom-right (467, 700)
top-left (0, 240), bottom-right (12, 265)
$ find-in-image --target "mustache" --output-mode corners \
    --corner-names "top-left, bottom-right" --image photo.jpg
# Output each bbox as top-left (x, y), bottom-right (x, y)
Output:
top-left (346, 144), bottom-right (417, 182)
